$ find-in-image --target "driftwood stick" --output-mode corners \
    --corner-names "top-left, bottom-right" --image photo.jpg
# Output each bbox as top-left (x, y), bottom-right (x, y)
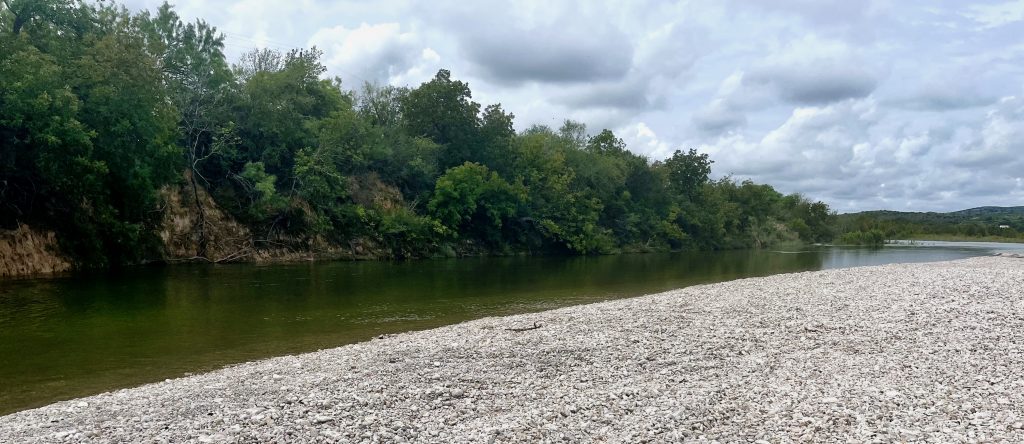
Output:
top-left (506, 322), bottom-right (542, 332)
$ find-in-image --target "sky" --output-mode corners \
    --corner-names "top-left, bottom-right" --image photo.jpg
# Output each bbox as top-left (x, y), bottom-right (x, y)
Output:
top-left (119, 0), bottom-right (1024, 213)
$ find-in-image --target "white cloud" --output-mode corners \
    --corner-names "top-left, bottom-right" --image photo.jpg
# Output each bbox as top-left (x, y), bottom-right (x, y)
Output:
top-left (955, 96), bottom-right (1024, 171)
top-left (309, 23), bottom-right (425, 84)
top-left (963, 0), bottom-right (1024, 29)
top-left (115, 0), bottom-right (1024, 212)
top-left (745, 35), bottom-right (881, 105)
top-left (618, 122), bottom-right (674, 159)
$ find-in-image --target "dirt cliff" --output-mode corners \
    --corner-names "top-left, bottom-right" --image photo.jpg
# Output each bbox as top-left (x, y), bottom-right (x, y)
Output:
top-left (159, 175), bottom-right (257, 263)
top-left (0, 224), bottom-right (73, 278)
top-left (158, 174), bottom-right (357, 264)
top-left (1, 174), bottom-right (380, 278)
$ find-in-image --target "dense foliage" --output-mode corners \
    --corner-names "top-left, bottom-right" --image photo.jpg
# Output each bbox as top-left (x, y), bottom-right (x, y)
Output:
top-left (1, 1), bottom-right (836, 267)
top-left (836, 230), bottom-right (886, 246)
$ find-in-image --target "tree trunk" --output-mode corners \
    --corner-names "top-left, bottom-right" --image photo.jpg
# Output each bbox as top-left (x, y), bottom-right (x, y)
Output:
top-left (187, 170), bottom-right (209, 259)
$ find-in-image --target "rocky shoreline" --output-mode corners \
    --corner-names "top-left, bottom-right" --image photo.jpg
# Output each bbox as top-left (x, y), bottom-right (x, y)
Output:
top-left (1, 257), bottom-right (1022, 442)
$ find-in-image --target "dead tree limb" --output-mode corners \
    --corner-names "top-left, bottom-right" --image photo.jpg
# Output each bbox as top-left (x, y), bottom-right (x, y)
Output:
top-left (506, 322), bottom-right (542, 332)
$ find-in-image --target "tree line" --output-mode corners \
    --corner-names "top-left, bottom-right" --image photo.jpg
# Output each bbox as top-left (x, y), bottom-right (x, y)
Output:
top-left (836, 208), bottom-right (1024, 245)
top-left (1, 1), bottom-right (836, 268)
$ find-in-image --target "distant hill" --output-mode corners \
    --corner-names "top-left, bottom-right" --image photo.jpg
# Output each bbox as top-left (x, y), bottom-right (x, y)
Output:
top-left (837, 206), bottom-right (1024, 237)
top-left (949, 206), bottom-right (1024, 217)
top-left (841, 206), bottom-right (1024, 221)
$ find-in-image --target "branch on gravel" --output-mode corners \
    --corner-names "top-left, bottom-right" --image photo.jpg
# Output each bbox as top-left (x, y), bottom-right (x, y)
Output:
top-left (505, 322), bottom-right (542, 332)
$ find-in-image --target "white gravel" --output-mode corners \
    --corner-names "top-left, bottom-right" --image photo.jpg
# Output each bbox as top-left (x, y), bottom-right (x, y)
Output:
top-left (2, 257), bottom-right (1023, 443)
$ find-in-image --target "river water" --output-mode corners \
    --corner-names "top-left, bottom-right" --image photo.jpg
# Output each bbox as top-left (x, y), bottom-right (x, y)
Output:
top-left (0, 243), bottom-right (1018, 414)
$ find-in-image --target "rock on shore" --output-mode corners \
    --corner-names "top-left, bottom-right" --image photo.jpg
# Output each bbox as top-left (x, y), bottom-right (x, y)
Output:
top-left (1, 257), bottom-right (1022, 443)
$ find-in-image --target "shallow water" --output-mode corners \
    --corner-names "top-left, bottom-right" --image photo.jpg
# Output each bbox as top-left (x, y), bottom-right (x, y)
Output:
top-left (0, 244), bottom-right (1006, 414)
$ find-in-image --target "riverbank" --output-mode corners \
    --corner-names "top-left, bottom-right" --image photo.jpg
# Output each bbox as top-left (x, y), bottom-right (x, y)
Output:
top-left (905, 234), bottom-right (1024, 244)
top-left (2, 257), bottom-right (1022, 442)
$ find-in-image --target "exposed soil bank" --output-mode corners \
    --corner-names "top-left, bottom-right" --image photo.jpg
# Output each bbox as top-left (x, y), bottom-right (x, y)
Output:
top-left (0, 179), bottom-right (363, 279)
top-left (0, 225), bottom-right (72, 278)
top-left (1, 257), bottom-right (1022, 442)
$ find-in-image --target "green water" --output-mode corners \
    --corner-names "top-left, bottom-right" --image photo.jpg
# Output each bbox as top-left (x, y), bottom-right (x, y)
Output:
top-left (0, 246), bottom-right (997, 414)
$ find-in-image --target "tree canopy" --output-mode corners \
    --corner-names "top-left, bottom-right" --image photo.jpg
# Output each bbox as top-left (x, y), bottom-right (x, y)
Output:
top-left (0, 1), bottom-right (837, 267)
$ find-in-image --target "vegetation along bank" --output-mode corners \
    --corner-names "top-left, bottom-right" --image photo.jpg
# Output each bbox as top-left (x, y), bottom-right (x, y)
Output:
top-left (0, 1), bottom-right (834, 276)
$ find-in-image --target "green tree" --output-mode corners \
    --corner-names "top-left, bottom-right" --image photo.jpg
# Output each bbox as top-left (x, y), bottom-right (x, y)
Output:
top-left (236, 161), bottom-right (287, 222)
top-left (513, 130), bottom-right (613, 254)
top-left (1, 0), bottom-right (88, 36)
top-left (231, 48), bottom-right (347, 179)
top-left (429, 162), bottom-right (523, 246)
top-left (137, 2), bottom-right (234, 256)
top-left (312, 107), bottom-right (371, 173)
top-left (71, 18), bottom-right (181, 264)
top-left (477, 103), bottom-right (516, 173)
top-left (357, 82), bottom-right (407, 128)
top-left (557, 120), bottom-right (588, 150)
top-left (366, 134), bottom-right (440, 203)
top-left (663, 148), bottom-right (712, 200)
top-left (1, 1), bottom-right (844, 267)
top-left (0, 37), bottom-right (101, 231)
top-left (401, 69), bottom-right (482, 169)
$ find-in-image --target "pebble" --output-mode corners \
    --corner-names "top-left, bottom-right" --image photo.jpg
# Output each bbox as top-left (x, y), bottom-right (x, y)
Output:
top-left (1, 257), bottom-right (1022, 443)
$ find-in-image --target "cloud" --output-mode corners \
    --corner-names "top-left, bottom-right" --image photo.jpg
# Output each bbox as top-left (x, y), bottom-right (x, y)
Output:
top-left (749, 65), bottom-right (878, 105)
top-left (555, 77), bottom-right (653, 110)
top-left (463, 24), bottom-right (633, 85)
top-left (690, 72), bottom-right (752, 128)
top-left (114, 0), bottom-right (1024, 212)
top-left (745, 36), bottom-right (880, 105)
top-left (700, 99), bottom-right (925, 209)
top-left (893, 88), bottom-right (999, 111)
top-left (553, 22), bottom-right (706, 111)
top-left (309, 23), bottom-right (425, 84)
top-left (734, 0), bottom-right (879, 25)
top-left (952, 96), bottom-right (1024, 171)
top-left (887, 70), bottom-right (1001, 111)
top-left (692, 98), bottom-right (747, 132)
top-left (699, 94), bottom-right (1024, 212)
top-left (618, 122), bottom-right (674, 159)
top-left (705, 101), bottom-right (871, 180)
top-left (690, 36), bottom-right (881, 138)
top-left (963, 0), bottom-right (1024, 29)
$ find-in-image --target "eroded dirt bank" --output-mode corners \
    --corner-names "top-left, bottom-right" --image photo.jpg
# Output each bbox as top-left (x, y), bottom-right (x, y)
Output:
top-left (0, 225), bottom-right (72, 278)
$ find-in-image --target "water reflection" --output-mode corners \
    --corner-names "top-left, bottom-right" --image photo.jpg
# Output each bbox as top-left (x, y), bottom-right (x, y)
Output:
top-left (0, 244), bottom-right (997, 414)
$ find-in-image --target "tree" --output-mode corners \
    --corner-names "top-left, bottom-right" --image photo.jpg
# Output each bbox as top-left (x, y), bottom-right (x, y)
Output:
top-left (0, 37), bottom-right (100, 230)
top-left (557, 120), bottom-right (588, 150)
top-left (477, 103), bottom-right (516, 174)
top-left (1, 1), bottom-right (844, 268)
top-left (513, 131), bottom-right (613, 254)
top-left (313, 107), bottom-right (371, 173)
top-left (234, 47), bottom-right (284, 80)
top-left (137, 2), bottom-right (233, 257)
top-left (71, 19), bottom-right (181, 264)
top-left (357, 82), bottom-right (408, 128)
top-left (231, 48), bottom-right (347, 180)
top-left (365, 133), bottom-right (440, 203)
top-left (1, 0), bottom-right (85, 36)
top-left (401, 69), bottom-right (482, 169)
top-left (662, 148), bottom-right (712, 200)
top-left (236, 161), bottom-right (288, 222)
top-left (429, 162), bottom-right (523, 246)
top-left (585, 129), bottom-right (628, 155)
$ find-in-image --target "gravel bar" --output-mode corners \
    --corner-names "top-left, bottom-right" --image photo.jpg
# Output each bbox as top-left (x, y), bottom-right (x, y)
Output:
top-left (2, 257), bottom-right (1023, 443)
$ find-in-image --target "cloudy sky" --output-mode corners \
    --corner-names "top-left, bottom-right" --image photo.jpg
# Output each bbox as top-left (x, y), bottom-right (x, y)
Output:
top-left (121, 0), bottom-right (1024, 213)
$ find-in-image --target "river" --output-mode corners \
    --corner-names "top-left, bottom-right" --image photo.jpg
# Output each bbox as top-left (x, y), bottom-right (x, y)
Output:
top-left (0, 242), bottom-right (1018, 414)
